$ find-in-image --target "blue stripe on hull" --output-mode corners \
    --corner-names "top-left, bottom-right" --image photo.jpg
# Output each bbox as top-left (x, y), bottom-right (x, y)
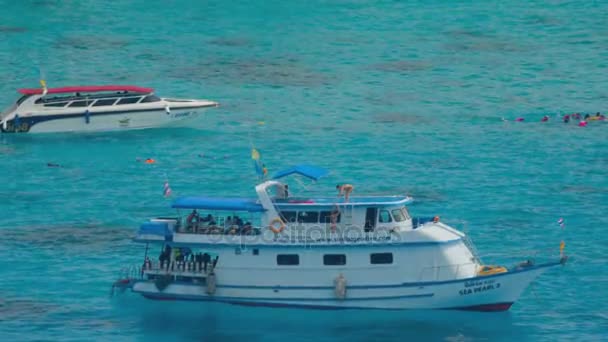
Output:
top-left (141, 293), bottom-right (513, 312)
top-left (138, 292), bottom-right (434, 302)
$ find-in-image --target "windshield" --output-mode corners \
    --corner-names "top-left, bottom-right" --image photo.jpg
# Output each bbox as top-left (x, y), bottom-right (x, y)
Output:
top-left (391, 209), bottom-right (406, 222)
top-left (2, 95), bottom-right (29, 116)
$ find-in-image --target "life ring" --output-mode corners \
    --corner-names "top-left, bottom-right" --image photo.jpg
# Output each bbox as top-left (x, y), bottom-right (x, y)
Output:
top-left (269, 217), bottom-right (285, 234)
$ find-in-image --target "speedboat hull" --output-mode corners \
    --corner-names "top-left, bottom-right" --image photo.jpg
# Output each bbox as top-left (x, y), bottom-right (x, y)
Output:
top-left (1, 106), bottom-right (212, 134)
top-left (130, 261), bottom-right (560, 311)
top-left (0, 85), bottom-right (218, 134)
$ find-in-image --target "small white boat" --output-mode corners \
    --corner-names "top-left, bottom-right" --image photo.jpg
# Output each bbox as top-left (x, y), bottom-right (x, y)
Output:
top-left (114, 165), bottom-right (567, 311)
top-left (0, 85), bottom-right (218, 133)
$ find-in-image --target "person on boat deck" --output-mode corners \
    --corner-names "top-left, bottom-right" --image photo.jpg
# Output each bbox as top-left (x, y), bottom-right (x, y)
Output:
top-left (195, 253), bottom-right (202, 269)
top-left (242, 222), bottom-right (253, 235)
top-left (226, 216), bottom-right (240, 234)
top-left (186, 210), bottom-right (199, 230)
top-left (159, 245), bottom-right (171, 266)
top-left (337, 184), bottom-right (354, 202)
top-left (202, 252), bottom-right (211, 273)
top-left (174, 248), bottom-right (184, 263)
top-left (201, 214), bottom-right (213, 223)
top-left (142, 256), bottom-right (152, 270)
top-left (224, 216), bottom-right (233, 229)
top-left (276, 183), bottom-right (289, 199)
top-left (158, 250), bottom-right (167, 267)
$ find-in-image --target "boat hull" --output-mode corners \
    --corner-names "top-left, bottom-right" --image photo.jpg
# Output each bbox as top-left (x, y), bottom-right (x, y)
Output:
top-left (131, 262), bottom-right (557, 311)
top-left (1, 106), bottom-right (211, 134)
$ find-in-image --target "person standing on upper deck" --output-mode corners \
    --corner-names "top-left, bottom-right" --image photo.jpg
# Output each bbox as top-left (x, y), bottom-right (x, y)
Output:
top-left (336, 184), bottom-right (354, 202)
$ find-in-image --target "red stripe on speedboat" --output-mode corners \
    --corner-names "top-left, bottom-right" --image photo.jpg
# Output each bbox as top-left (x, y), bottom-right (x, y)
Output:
top-left (18, 85), bottom-right (153, 95)
top-left (452, 302), bottom-right (513, 312)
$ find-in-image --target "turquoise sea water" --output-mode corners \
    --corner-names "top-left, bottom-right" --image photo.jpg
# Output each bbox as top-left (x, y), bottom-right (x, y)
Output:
top-left (1, 0), bottom-right (607, 340)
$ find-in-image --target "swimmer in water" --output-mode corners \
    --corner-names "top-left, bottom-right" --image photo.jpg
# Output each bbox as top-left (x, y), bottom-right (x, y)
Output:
top-left (47, 162), bottom-right (61, 168)
top-left (541, 115), bottom-right (549, 122)
top-left (563, 114), bottom-right (570, 123)
top-left (515, 117), bottom-right (524, 122)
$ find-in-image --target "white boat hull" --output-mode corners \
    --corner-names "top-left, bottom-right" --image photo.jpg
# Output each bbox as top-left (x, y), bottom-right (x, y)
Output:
top-left (131, 262), bottom-right (559, 311)
top-left (4, 107), bottom-right (209, 134)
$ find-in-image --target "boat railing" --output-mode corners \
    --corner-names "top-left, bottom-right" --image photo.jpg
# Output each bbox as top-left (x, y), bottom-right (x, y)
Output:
top-left (417, 262), bottom-right (478, 282)
top-left (116, 265), bottom-right (144, 280)
top-left (481, 247), bottom-right (563, 266)
top-left (273, 191), bottom-right (414, 205)
top-left (462, 235), bottom-right (483, 264)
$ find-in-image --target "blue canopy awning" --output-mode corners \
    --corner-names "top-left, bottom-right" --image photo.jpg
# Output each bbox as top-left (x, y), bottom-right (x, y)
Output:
top-left (272, 164), bottom-right (329, 181)
top-left (171, 196), bottom-right (265, 212)
top-left (138, 221), bottom-right (172, 237)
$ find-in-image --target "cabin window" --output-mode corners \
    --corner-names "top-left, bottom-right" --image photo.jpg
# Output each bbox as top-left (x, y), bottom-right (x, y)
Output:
top-left (280, 211), bottom-right (297, 223)
top-left (320, 211), bottom-right (341, 223)
top-left (323, 254), bottom-right (346, 266)
top-left (93, 98), bottom-right (118, 106)
top-left (68, 100), bottom-right (91, 107)
top-left (401, 207), bottom-right (411, 220)
top-left (297, 211), bottom-right (319, 223)
top-left (36, 96), bottom-right (71, 104)
top-left (277, 254), bottom-right (299, 266)
top-left (44, 102), bottom-right (68, 107)
top-left (140, 95), bottom-right (161, 103)
top-left (379, 210), bottom-right (392, 223)
top-left (370, 253), bottom-right (393, 264)
top-left (116, 97), bottom-right (142, 105)
top-left (391, 209), bottom-right (406, 222)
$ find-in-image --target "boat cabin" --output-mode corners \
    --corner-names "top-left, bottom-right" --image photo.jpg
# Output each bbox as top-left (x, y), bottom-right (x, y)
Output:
top-left (10, 85), bottom-right (159, 111)
top-left (141, 165), bottom-right (419, 243)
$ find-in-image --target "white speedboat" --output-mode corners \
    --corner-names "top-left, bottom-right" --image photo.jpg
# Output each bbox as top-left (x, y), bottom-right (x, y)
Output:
top-left (114, 165), bottom-right (567, 311)
top-left (0, 85), bottom-right (218, 133)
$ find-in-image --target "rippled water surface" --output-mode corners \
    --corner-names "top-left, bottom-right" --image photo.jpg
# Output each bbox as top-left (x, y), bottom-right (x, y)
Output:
top-left (1, 1), bottom-right (607, 341)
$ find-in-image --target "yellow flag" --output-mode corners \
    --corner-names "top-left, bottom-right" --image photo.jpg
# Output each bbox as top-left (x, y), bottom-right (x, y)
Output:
top-left (251, 148), bottom-right (260, 160)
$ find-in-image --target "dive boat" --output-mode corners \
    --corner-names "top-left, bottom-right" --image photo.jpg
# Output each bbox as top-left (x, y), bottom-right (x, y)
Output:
top-left (0, 85), bottom-right (218, 133)
top-left (114, 165), bottom-right (567, 311)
